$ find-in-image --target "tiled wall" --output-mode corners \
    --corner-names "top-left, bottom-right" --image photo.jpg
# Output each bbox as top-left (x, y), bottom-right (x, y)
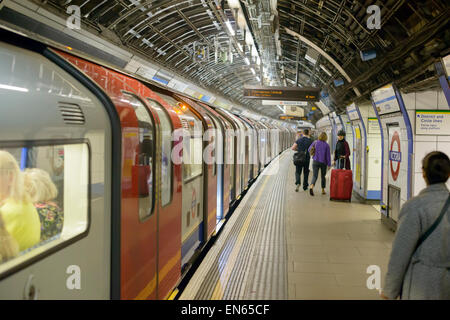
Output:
top-left (401, 89), bottom-right (450, 196)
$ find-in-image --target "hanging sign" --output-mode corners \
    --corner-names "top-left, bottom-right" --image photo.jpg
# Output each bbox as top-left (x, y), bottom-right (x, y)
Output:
top-left (243, 85), bottom-right (320, 101)
top-left (261, 100), bottom-right (308, 106)
top-left (371, 84), bottom-right (401, 115)
top-left (443, 55), bottom-right (450, 80)
top-left (346, 103), bottom-right (360, 121)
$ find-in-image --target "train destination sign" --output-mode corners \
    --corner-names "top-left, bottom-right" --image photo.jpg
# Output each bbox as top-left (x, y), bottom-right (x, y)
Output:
top-left (244, 86), bottom-right (320, 101)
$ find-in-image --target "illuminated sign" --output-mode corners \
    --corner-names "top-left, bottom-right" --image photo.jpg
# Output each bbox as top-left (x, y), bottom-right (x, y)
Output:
top-left (244, 86), bottom-right (320, 101)
top-left (279, 115), bottom-right (303, 120)
top-left (261, 100), bottom-right (308, 106)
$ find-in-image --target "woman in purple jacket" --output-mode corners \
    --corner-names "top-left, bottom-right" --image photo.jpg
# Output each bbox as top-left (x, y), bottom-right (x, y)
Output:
top-left (308, 132), bottom-right (331, 196)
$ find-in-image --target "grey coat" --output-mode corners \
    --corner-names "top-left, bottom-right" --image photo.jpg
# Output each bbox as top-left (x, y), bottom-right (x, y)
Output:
top-left (383, 183), bottom-right (450, 300)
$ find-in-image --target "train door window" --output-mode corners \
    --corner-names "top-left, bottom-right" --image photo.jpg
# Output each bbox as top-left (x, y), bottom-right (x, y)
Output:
top-left (146, 99), bottom-right (173, 207)
top-left (122, 92), bottom-right (155, 221)
top-left (154, 93), bottom-right (203, 182)
top-left (0, 143), bottom-right (89, 274)
top-left (204, 114), bottom-right (216, 176)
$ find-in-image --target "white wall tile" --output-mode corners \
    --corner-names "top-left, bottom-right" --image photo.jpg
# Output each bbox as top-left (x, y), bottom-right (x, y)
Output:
top-left (437, 136), bottom-right (450, 142)
top-left (436, 142), bottom-right (450, 157)
top-left (416, 91), bottom-right (438, 109)
top-left (401, 92), bottom-right (416, 111)
top-left (414, 141), bottom-right (437, 173)
top-left (437, 90), bottom-right (449, 110)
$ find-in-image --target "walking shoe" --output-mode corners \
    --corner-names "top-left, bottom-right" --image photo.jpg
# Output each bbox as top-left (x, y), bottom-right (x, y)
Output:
top-left (322, 189), bottom-right (326, 195)
top-left (295, 185), bottom-right (300, 192)
top-left (309, 188), bottom-right (314, 196)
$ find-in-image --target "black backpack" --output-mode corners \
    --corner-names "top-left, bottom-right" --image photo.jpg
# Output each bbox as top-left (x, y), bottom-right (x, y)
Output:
top-left (293, 150), bottom-right (307, 165)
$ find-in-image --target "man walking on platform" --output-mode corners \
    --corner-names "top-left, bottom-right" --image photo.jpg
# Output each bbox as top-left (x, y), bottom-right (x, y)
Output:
top-left (291, 129), bottom-right (313, 192)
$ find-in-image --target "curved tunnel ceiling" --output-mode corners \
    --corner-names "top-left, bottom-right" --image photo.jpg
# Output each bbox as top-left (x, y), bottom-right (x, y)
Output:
top-left (38, 0), bottom-right (449, 122)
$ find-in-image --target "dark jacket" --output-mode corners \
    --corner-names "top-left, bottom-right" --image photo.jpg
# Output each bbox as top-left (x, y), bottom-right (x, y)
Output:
top-left (334, 139), bottom-right (351, 170)
top-left (295, 136), bottom-right (313, 160)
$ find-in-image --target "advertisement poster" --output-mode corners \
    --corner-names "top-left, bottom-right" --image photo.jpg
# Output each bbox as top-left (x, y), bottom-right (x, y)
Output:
top-left (368, 118), bottom-right (381, 135)
top-left (354, 126), bottom-right (362, 186)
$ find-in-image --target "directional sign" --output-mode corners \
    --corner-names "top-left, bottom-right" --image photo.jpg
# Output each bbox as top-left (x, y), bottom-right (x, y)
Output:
top-left (244, 85), bottom-right (320, 101)
top-left (261, 100), bottom-right (308, 106)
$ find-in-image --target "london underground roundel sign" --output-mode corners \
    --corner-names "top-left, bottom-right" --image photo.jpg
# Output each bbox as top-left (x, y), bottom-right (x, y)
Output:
top-left (389, 131), bottom-right (401, 181)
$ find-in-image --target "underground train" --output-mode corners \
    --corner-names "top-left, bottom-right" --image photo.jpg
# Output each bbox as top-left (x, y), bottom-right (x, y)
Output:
top-left (0, 28), bottom-right (295, 300)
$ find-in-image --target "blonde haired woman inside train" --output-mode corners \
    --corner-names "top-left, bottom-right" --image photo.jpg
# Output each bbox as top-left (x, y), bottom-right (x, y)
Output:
top-left (24, 168), bottom-right (63, 241)
top-left (0, 151), bottom-right (40, 253)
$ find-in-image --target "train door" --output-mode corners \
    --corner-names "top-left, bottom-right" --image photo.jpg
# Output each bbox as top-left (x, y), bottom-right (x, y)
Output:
top-left (57, 51), bottom-right (161, 300)
top-left (214, 109), bottom-right (238, 204)
top-left (233, 116), bottom-right (245, 196)
top-left (0, 42), bottom-right (111, 299)
top-left (114, 91), bottom-right (159, 300)
top-left (144, 96), bottom-right (182, 300)
top-left (237, 117), bottom-right (250, 189)
top-left (203, 110), bottom-right (225, 223)
top-left (243, 117), bottom-right (259, 180)
top-left (174, 96), bottom-right (217, 242)
top-left (198, 103), bottom-right (231, 221)
top-left (260, 123), bottom-right (269, 166)
top-left (154, 94), bottom-right (204, 269)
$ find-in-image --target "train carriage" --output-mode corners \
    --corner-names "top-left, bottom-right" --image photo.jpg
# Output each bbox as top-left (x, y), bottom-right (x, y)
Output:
top-left (0, 28), bottom-right (294, 300)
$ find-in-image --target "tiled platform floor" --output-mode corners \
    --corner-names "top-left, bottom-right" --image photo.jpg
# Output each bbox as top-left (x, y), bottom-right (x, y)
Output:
top-left (286, 154), bottom-right (394, 300)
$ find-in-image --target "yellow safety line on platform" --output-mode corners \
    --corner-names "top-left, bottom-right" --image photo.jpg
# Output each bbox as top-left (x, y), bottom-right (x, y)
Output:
top-left (210, 175), bottom-right (270, 300)
top-left (166, 288), bottom-right (179, 300)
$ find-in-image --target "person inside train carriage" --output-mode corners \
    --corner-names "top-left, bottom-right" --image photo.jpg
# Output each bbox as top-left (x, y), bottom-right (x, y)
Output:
top-left (333, 130), bottom-right (351, 170)
top-left (291, 129), bottom-right (313, 192)
top-left (0, 151), bottom-right (40, 252)
top-left (308, 132), bottom-right (331, 196)
top-left (0, 212), bottom-right (19, 262)
top-left (24, 168), bottom-right (63, 242)
top-left (381, 151), bottom-right (450, 300)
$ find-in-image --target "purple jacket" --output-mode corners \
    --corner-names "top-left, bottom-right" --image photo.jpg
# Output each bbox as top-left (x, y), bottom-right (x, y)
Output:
top-left (308, 140), bottom-right (331, 167)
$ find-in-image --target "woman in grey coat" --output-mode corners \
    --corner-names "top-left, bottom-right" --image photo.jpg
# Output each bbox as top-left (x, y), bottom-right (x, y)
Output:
top-left (381, 151), bottom-right (450, 300)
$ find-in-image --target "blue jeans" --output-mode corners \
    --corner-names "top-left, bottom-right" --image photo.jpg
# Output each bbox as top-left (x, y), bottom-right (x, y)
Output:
top-left (311, 161), bottom-right (327, 189)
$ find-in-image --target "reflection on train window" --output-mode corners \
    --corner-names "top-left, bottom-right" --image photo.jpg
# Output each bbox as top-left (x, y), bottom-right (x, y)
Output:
top-left (154, 93), bottom-right (203, 182)
top-left (146, 99), bottom-right (173, 207)
top-left (122, 92), bottom-right (155, 221)
top-left (0, 144), bottom-right (89, 271)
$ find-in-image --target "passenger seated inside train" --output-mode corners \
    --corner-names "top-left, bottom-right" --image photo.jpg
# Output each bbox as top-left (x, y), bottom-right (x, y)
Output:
top-left (24, 168), bottom-right (63, 241)
top-left (0, 151), bottom-right (40, 254)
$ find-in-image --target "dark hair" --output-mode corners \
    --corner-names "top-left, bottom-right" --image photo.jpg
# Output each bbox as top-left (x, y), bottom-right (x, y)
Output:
top-left (303, 129), bottom-right (310, 135)
top-left (337, 130), bottom-right (346, 137)
top-left (422, 151), bottom-right (450, 185)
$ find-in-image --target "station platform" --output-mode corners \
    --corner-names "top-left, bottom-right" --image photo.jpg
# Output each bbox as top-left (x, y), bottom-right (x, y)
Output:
top-left (179, 150), bottom-right (395, 300)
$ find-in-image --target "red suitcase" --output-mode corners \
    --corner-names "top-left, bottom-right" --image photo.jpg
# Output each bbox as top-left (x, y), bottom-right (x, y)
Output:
top-left (330, 160), bottom-right (353, 201)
